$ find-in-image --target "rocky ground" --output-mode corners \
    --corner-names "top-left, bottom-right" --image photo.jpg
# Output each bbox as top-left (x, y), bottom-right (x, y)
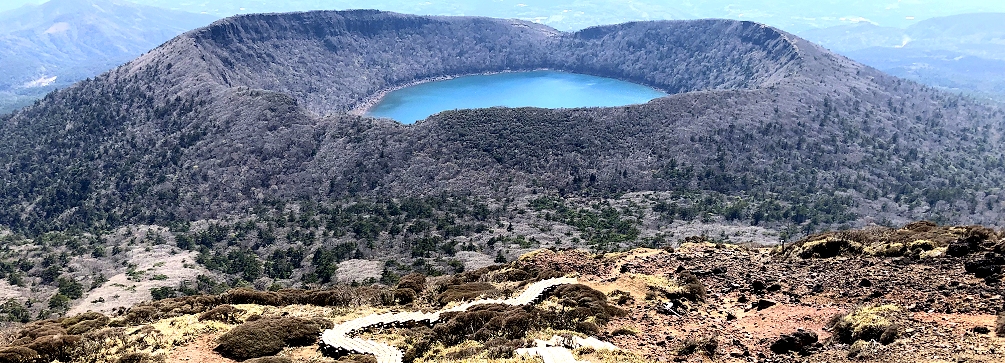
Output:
top-left (0, 221), bottom-right (1003, 363)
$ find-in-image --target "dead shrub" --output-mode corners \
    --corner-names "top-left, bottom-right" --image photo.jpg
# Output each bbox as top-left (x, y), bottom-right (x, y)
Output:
top-left (197, 305), bottom-right (243, 324)
top-left (214, 317), bottom-right (324, 360)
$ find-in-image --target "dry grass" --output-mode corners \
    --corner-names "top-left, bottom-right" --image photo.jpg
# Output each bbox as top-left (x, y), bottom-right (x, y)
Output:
top-left (830, 305), bottom-right (903, 345)
top-left (573, 347), bottom-right (647, 363)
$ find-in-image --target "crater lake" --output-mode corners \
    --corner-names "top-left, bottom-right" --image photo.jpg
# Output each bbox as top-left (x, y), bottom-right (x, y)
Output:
top-left (365, 71), bottom-right (668, 123)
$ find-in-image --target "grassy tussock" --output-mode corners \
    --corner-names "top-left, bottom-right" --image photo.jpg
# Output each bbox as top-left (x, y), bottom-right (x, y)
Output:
top-left (829, 305), bottom-right (902, 345)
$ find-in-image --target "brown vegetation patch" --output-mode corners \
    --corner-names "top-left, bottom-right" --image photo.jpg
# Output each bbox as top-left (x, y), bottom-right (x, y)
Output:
top-left (782, 222), bottom-right (1002, 260)
top-left (197, 305), bottom-right (243, 324)
top-left (0, 347), bottom-right (39, 363)
top-left (436, 282), bottom-right (499, 306)
top-left (24, 334), bottom-right (83, 362)
top-left (214, 317), bottom-right (325, 360)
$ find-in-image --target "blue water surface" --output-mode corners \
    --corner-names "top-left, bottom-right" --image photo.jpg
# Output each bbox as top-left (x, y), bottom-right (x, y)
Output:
top-left (365, 71), bottom-right (667, 124)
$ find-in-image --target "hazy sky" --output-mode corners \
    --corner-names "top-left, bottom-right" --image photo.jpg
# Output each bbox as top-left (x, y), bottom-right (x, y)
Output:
top-left (3, 0), bottom-right (1005, 30)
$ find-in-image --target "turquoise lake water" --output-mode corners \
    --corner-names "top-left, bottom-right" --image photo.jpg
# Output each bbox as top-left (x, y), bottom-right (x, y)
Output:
top-left (365, 71), bottom-right (667, 123)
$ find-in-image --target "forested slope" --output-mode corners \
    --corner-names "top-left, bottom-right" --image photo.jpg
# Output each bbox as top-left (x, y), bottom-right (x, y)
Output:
top-left (1, 10), bottom-right (1003, 236)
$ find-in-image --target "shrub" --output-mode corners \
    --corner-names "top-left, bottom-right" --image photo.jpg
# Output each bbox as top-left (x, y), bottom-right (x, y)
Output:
top-left (482, 338), bottom-right (521, 359)
top-left (66, 316), bottom-right (109, 335)
top-left (611, 327), bottom-right (638, 336)
top-left (671, 273), bottom-right (706, 302)
top-left (396, 273), bottom-right (426, 292)
top-left (829, 305), bottom-right (901, 345)
top-left (676, 336), bottom-right (717, 357)
top-left (215, 317), bottom-right (324, 360)
top-left (436, 282), bottom-right (497, 305)
top-left (433, 304), bottom-right (527, 345)
top-left (608, 290), bottom-right (634, 306)
top-left (60, 312), bottom-right (105, 327)
top-left (115, 306), bottom-right (158, 326)
top-left (150, 287), bottom-right (176, 301)
top-left (0, 347), bottom-right (39, 363)
top-left (795, 238), bottom-right (863, 258)
top-left (549, 284), bottom-right (627, 325)
top-left (393, 288), bottom-right (417, 305)
top-left (17, 320), bottom-right (65, 340)
top-left (221, 289), bottom-right (285, 306)
top-left (197, 305), bottom-right (243, 324)
top-left (770, 330), bottom-right (818, 354)
top-left (0, 300), bottom-right (30, 323)
top-left (57, 278), bottom-right (84, 300)
top-left (636, 274), bottom-right (705, 303)
top-left (25, 334), bottom-right (82, 362)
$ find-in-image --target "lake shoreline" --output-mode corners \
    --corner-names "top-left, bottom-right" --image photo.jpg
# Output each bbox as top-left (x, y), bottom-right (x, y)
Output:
top-left (348, 68), bottom-right (560, 117)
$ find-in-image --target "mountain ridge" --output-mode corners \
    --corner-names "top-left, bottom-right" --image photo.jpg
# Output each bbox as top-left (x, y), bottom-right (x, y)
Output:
top-left (0, 0), bottom-right (217, 114)
top-left (1, 10), bottom-right (1003, 236)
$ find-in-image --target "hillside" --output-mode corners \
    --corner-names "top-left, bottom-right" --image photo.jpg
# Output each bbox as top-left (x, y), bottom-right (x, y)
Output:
top-left (1, 10), bottom-right (1003, 234)
top-left (1, 10), bottom-right (1005, 317)
top-left (1, 222), bottom-right (1004, 363)
top-left (0, 0), bottom-right (217, 114)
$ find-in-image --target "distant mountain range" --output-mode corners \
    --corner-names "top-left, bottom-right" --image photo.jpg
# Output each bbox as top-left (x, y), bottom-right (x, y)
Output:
top-left (0, 0), bottom-right (216, 114)
top-left (799, 13), bottom-right (1005, 100)
top-left (123, 0), bottom-right (1005, 32)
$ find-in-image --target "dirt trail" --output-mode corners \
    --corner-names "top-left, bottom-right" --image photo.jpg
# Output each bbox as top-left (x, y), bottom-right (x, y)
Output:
top-left (318, 277), bottom-right (578, 363)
